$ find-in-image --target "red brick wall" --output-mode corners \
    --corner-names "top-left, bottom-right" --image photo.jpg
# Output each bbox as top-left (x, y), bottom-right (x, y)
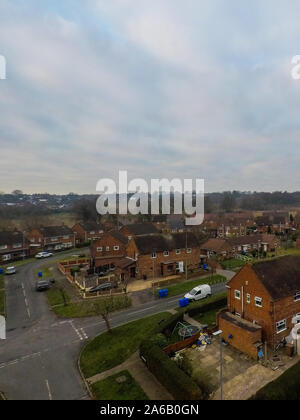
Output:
top-left (218, 314), bottom-right (262, 359)
top-left (72, 224), bottom-right (104, 244)
top-left (91, 233), bottom-right (127, 267)
top-left (127, 241), bottom-right (202, 280)
top-left (227, 264), bottom-right (300, 348)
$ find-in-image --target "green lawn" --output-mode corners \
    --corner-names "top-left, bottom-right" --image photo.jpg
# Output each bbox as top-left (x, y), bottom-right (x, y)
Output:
top-left (221, 258), bottom-right (245, 270)
top-left (35, 267), bottom-right (53, 279)
top-left (49, 293), bottom-right (131, 318)
top-left (80, 312), bottom-right (172, 378)
top-left (46, 285), bottom-right (71, 307)
top-left (2, 258), bottom-right (35, 269)
top-left (90, 370), bottom-right (149, 400)
top-left (192, 307), bottom-right (221, 328)
top-left (164, 275), bottom-right (226, 298)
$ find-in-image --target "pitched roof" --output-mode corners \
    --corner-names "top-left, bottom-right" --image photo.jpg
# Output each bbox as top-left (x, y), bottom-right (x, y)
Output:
top-left (124, 223), bottom-right (159, 236)
top-left (79, 222), bottom-right (104, 232)
top-left (201, 238), bottom-right (230, 252)
top-left (252, 255), bottom-right (300, 300)
top-left (134, 232), bottom-right (200, 254)
top-left (0, 231), bottom-right (24, 246)
top-left (39, 225), bottom-right (74, 237)
top-left (109, 230), bottom-right (128, 244)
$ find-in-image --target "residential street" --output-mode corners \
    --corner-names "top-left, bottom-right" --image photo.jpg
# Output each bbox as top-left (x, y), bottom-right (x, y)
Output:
top-left (0, 256), bottom-right (231, 400)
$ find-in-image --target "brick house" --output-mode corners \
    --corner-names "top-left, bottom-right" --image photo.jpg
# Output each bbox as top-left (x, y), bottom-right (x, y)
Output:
top-left (119, 223), bottom-right (159, 241)
top-left (27, 226), bottom-right (75, 251)
top-left (201, 238), bottom-right (232, 259)
top-left (201, 234), bottom-right (279, 260)
top-left (219, 255), bottom-right (300, 358)
top-left (90, 230), bottom-right (128, 269)
top-left (126, 232), bottom-right (202, 279)
top-left (228, 234), bottom-right (279, 255)
top-left (72, 222), bottom-right (104, 244)
top-left (0, 230), bottom-right (30, 263)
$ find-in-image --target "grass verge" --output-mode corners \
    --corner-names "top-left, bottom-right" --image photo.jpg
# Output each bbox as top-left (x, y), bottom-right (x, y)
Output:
top-left (90, 370), bottom-right (148, 400)
top-left (80, 312), bottom-right (171, 378)
top-left (165, 275), bottom-right (226, 298)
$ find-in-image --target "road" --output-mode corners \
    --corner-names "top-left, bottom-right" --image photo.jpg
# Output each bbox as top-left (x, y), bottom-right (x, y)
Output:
top-left (0, 256), bottom-right (231, 400)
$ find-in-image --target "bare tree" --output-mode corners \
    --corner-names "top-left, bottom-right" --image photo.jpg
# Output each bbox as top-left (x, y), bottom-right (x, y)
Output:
top-left (92, 297), bottom-right (115, 333)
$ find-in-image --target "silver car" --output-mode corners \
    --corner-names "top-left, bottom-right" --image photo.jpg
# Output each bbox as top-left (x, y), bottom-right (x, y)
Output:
top-left (5, 266), bottom-right (16, 275)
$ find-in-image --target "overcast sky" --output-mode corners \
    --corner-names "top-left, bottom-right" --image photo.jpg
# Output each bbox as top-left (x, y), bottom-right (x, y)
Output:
top-left (1, 0), bottom-right (300, 194)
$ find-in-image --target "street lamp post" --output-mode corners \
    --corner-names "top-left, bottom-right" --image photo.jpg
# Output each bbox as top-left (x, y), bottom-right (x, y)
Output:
top-left (213, 329), bottom-right (223, 400)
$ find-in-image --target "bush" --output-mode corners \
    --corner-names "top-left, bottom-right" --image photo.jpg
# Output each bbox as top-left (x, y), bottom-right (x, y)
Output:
top-left (140, 340), bottom-right (203, 400)
top-left (250, 361), bottom-right (300, 400)
top-left (185, 293), bottom-right (227, 318)
top-left (149, 333), bottom-right (168, 349)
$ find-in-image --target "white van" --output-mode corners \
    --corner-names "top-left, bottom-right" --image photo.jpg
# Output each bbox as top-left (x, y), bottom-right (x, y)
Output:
top-left (184, 284), bottom-right (211, 302)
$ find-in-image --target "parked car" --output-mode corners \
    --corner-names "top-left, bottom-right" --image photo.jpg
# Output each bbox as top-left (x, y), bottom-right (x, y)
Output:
top-left (35, 252), bottom-right (53, 259)
top-left (5, 266), bottom-right (16, 275)
top-left (36, 280), bottom-right (50, 291)
top-left (184, 284), bottom-right (211, 302)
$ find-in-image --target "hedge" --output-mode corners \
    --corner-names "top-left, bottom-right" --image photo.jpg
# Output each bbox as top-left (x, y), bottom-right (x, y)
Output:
top-left (138, 292), bottom-right (228, 400)
top-left (140, 340), bottom-right (203, 400)
top-left (250, 361), bottom-right (300, 400)
top-left (184, 292), bottom-right (227, 318)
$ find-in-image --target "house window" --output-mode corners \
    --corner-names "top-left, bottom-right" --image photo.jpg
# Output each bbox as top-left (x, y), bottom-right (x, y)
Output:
top-left (234, 290), bottom-right (241, 300)
top-left (235, 312), bottom-right (241, 317)
top-left (106, 246), bottom-right (110, 251)
top-left (276, 319), bottom-right (287, 334)
top-left (294, 291), bottom-right (300, 302)
top-left (97, 247), bottom-right (103, 252)
top-left (63, 235), bottom-right (69, 239)
top-left (90, 231), bottom-right (95, 235)
top-left (255, 297), bottom-right (262, 307)
top-left (176, 249), bottom-right (181, 254)
top-left (186, 248), bottom-right (192, 253)
top-left (0, 245), bottom-right (8, 250)
top-left (114, 246), bottom-right (119, 251)
top-left (246, 293), bottom-right (250, 304)
top-left (151, 253), bottom-right (157, 259)
top-left (163, 251), bottom-right (169, 257)
top-left (51, 237), bottom-right (58, 242)
top-left (13, 243), bottom-right (22, 248)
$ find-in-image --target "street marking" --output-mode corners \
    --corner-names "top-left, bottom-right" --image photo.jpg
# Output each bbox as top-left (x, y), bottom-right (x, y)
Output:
top-left (21, 283), bottom-right (31, 318)
top-left (45, 379), bottom-right (52, 400)
top-left (80, 328), bottom-right (88, 339)
top-left (70, 321), bottom-right (84, 341)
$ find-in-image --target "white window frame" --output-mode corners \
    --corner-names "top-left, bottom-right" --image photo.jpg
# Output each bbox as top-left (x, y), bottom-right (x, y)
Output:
top-left (151, 252), bottom-right (157, 259)
top-left (246, 293), bottom-right (250, 304)
top-left (97, 247), bottom-right (103, 252)
top-left (255, 296), bottom-right (262, 307)
top-left (114, 245), bottom-right (119, 251)
top-left (0, 245), bottom-right (8, 250)
top-left (163, 251), bottom-right (169, 257)
top-left (234, 290), bottom-right (241, 300)
top-left (276, 319), bottom-right (287, 334)
top-left (186, 248), bottom-right (192, 254)
top-left (175, 249), bottom-right (181, 255)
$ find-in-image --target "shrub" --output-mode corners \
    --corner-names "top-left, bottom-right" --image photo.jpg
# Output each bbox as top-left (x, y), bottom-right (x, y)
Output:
top-left (140, 340), bottom-right (203, 400)
top-left (250, 361), bottom-right (300, 400)
top-left (149, 333), bottom-right (168, 349)
top-left (185, 293), bottom-right (227, 318)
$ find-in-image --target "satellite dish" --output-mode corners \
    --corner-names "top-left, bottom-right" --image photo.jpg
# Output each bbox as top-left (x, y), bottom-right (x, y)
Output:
top-left (0, 315), bottom-right (6, 340)
top-left (291, 324), bottom-right (300, 340)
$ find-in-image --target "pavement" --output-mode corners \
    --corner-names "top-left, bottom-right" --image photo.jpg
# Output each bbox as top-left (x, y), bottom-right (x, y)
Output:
top-left (0, 254), bottom-right (230, 400)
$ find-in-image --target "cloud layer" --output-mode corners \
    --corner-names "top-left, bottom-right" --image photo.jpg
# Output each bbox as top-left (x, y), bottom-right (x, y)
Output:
top-left (1, 0), bottom-right (300, 193)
